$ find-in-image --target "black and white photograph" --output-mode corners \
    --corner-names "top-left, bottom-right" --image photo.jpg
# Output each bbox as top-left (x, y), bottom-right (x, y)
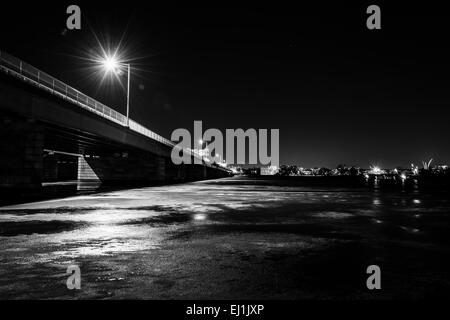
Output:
top-left (1, 1), bottom-right (450, 313)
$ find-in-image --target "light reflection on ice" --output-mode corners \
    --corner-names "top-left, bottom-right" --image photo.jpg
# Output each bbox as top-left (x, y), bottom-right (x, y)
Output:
top-left (313, 212), bottom-right (353, 219)
top-left (192, 213), bottom-right (208, 221)
top-left (0, 178), bottom-right (438, 263)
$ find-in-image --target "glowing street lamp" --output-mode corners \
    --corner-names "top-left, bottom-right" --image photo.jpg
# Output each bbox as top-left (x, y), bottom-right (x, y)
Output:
top-left (102, 56), bottom-right (119, 73)
top-left (100, 55), bottom-right (131, 127)
top-left (198, 139), bottom-right (210, 162)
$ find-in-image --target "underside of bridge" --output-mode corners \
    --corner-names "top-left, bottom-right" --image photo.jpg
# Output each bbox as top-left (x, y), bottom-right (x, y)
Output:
top-left (0, 71), bottom-right (230, 192)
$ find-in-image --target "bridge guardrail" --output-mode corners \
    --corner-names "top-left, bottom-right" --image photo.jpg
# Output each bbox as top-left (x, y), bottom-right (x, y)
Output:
top-left (0, 51), bottom-right (127, 127)
top-left (0, 50), bottom-right (205, 161)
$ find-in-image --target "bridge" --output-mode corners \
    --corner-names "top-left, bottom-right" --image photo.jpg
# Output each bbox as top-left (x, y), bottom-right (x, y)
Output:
top-left (0, 50), bottom-right (231, 192)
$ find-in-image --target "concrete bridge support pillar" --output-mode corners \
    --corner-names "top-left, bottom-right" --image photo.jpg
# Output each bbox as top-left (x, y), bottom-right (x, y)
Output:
top-left (43, 153), bottom-right (58, 182)
top-left (165, 162), bottom-right (187, 182)
top-left (0, 117), bottom-right (44, 191)
top-left (186, 164), bottom-right (207, 181)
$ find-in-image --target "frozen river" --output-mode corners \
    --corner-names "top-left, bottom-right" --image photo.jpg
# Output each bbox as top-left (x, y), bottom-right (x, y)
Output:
top-left (1, 176), bottom-right (450, 299)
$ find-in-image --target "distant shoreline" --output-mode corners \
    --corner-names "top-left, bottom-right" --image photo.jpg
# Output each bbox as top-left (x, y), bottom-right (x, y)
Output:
top-left (233, 174), bottom-right (450, 190)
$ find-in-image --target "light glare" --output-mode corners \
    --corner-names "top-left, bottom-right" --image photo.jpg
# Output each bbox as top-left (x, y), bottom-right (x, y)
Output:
top-left (103, 56), bottom-right (119, 73)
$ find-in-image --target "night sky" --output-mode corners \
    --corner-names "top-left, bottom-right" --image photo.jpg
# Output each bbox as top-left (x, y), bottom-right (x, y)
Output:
top-left (1, 2), bottom-right (450, 168)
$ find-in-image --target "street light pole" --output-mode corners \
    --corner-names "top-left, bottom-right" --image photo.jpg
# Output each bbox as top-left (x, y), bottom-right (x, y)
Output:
top-left (198, 140), bottom-right (204, 162)
top-left (126, 63), bottom-right (131, 127)
top-left (100, 56), bottom-right (132, 127)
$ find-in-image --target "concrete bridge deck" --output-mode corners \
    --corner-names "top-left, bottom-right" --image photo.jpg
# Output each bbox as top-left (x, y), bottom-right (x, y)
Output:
top-left (0, 51), bottom-right (231, 192)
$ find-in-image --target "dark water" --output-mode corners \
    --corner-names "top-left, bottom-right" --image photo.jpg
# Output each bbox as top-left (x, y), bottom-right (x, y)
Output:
top-left (0, 176), bottom-right (450, 299)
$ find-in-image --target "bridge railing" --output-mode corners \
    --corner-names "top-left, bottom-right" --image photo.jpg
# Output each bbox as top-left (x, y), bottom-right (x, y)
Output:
top-left (0, 50), bottom-right (205, 161)
top-left (0, 50), bottom-right (128, 126)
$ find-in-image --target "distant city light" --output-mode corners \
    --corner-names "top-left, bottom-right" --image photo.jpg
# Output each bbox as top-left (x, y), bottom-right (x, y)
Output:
top-left (369, 165), bottom-right (383, 175)
top-left (260, 165), bottom-right (279, 176)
